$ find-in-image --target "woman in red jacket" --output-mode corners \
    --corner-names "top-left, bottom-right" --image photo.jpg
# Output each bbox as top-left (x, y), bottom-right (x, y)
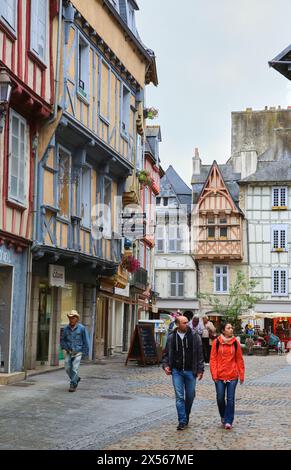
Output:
top-left (210, 322), bottom-right (245, 430)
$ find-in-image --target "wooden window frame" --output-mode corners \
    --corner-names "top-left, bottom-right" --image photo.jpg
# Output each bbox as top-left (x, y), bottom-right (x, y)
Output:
top-left (8, 110), bottom-right (28, 206)
top-left (272, 268), bottom-right (288, 296)
top-left (214, 265), bottom-right (229, 294)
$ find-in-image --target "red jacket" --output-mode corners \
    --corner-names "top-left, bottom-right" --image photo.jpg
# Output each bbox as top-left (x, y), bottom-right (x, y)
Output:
top-left (210, 336), bottom-right (245, 382)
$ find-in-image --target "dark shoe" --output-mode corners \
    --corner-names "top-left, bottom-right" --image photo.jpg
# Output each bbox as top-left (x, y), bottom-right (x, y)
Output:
top-left (177, 423), bottom-right (186, 431)
top-left (77, 377), bottom-right (81, 383)
top-left (69, 386), bottom-right (76, 392)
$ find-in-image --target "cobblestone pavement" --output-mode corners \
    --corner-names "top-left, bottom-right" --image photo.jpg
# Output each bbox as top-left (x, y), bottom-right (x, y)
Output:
top-left (0, 354), bottom-right (290, 450)
top-left (106, 354), bottom-right (291, 451)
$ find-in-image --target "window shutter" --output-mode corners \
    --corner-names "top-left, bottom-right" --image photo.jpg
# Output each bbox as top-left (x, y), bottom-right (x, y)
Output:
top-left (273, 188), bottom-right (279, 206)
top-left (280, 187), bottom-right (287, 207)
top-left (273, 229), bottom-right (279, 249)
top-left (273, 269), bottom-right (280, 295)
top-left (280, 229), bottom-right (286, 249)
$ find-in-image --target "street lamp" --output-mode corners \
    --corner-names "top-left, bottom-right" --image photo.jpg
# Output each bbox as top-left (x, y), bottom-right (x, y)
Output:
top-left (0, 68), bottom-right (12, 133)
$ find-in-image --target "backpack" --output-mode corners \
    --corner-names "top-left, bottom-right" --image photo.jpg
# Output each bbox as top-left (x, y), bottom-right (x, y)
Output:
top-left (216, 338), bottom-right (238, 354)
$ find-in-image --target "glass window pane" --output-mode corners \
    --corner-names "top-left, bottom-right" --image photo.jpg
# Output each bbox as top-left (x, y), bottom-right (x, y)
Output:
top-left (178, 284), bottom-right (184, 297)
top-left (222, 276), bottom-right (228, 292)
top-left (170, 272), bottom-right (176, 283)
top-left (12, 116), bottom-right (19, 136)
top-left (178, 271), bottom-right (184, 283)
top-left (170, 284), bottom-right (176, 297)
top-left (216, 276), bottom-right (220, 292)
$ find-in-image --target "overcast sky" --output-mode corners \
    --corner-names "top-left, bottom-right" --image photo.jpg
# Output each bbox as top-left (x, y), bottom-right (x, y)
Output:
top-left (136, 0), bottom-right (291, 186)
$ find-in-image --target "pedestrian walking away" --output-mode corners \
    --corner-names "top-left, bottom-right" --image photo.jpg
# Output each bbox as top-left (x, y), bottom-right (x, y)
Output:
top-left (60, 310), bottom-right (90, 392)
top-left (210, 321), bottom-right (245, 430)
top-left (162, 316), bottom-right (204, 431)
top-left (201, 315), bottom-right (216, 364)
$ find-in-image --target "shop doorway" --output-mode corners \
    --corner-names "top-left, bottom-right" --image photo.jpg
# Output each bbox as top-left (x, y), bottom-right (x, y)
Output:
top-left (36, 285), bottom-right (52, 364)
top-left (95, 296), bottom-right (108, 358)
top-left (122, 303), bottom-right (130, 352)
top-left (0, 266), bottom-right (13, 373)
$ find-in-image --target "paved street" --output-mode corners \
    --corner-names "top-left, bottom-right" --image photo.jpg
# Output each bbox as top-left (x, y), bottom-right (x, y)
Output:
top-left (0, 355), bottom-right (290, 450)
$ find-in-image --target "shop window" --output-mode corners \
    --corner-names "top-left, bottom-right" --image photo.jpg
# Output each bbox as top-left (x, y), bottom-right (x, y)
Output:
top-left (61, 283), bottom-right (77, 326)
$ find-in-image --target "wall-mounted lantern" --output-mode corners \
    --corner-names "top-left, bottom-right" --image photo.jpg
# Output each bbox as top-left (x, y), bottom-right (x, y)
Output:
top-left (0, 68), bottom-right (12, 133)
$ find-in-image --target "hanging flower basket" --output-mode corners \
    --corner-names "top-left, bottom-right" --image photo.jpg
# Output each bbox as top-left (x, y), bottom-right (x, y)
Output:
top-left (138, 170), bottom-right (153, 187)
top-left (143, 107), bottom-right (159, 120)
top-left (121, 255), bottom-right (140, 273)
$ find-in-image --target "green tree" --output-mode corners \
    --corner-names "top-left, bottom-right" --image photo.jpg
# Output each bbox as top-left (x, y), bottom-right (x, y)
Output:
top-left (199, 271), bottom-right (260, 334)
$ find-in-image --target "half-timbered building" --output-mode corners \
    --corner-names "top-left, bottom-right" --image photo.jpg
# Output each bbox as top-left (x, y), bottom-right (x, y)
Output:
top-left (192, 149), bottom-right (247, 319)
top-left (0, 0), bottom-right (55, 379)
top-left (27, 0), bottom-right (158, 368)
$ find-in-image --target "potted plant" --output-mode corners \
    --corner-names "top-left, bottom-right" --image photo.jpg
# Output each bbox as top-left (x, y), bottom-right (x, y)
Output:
top-left (138, 170), bottom-right (153, 187)
top-left (143, 107), bottom-right (159, 120)
top-left (121, 255), bottom-right (140, 273)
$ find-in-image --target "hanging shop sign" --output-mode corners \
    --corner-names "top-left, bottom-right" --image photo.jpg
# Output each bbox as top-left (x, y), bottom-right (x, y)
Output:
top-left (49, 265), bottom-right (65, 287)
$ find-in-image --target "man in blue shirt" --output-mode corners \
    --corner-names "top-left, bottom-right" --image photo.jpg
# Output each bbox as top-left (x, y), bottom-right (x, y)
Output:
top-left (60, 310), bottom-right (90, 392)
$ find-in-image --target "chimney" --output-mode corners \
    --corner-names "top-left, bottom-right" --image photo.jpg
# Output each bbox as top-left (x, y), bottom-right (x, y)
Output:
top-left (193, 147), bottom-right (201, 175)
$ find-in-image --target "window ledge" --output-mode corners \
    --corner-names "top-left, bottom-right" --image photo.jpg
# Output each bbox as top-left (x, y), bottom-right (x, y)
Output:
top-left (272, 206), bottom-right (288, 211)
top-left (0, 19), bottom-right (17, 41)
top-left (7, 198), bottom-right (27, 212)
top-left (42, 205), bottom-right (59, 214)
top-left (80, 224), bottom-right (91, 232)
top-left (99, 114), bottom-right (110, 126)
top-left (77, 89), bottom-right (90, 106)
top-left (28, 50), bottom-right (47, 71)
top-left (120, 131), bottom-right (129, 142)
top-left (272, 248), bottom-right (287, 253)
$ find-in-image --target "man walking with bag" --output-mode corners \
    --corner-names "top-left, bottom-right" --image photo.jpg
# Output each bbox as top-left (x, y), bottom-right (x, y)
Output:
top-left (60, 310), bottom-right (90, 392)
top-left (162, 316), bottom-right (204, 430)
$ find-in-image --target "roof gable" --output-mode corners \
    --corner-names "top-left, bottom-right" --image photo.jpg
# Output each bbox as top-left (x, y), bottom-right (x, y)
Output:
top-left (198, 161), bottom-right (238, 212)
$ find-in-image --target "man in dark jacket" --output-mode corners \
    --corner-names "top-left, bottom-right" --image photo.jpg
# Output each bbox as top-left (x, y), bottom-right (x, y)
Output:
top-left (162, 316), bottom-right (204, 430)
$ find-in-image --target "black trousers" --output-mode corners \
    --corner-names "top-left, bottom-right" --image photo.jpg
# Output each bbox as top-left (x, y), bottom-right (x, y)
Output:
top-left (202, 338), bottom-right (211, 363)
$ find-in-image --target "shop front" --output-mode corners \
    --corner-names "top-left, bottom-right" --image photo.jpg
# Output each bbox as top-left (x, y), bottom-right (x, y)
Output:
top-left (0, 242), bottom-right (28, 375)
top-left (26, 258), bottom-right (97, 371)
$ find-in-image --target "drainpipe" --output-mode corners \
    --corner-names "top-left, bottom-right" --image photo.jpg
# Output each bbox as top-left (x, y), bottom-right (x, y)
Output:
top-left (32, 134), bottom-right (39, 242)
top-left (49, 0), bottom-right (63, 123)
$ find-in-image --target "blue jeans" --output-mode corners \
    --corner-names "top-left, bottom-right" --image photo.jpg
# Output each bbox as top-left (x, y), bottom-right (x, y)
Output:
top-left (64, 352), bottom-right (82, 387)
top-left (172, 369), bottom-right (196, 425)
top-left (215, 379), bottom-right (238, 425)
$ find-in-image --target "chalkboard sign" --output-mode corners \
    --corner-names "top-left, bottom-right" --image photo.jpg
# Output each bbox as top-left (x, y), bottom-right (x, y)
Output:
top-left (125, 324), bottom-right (159, 366)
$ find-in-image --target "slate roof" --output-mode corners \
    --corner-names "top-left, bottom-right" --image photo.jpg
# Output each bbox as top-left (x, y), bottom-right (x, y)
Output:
top-left (269, 44), bottom-right (291, 81)
top-left (160, 166), bottom-right (192, 209)
top-left (240, 135), bottom-right (291, 183)
top-left (240, 156), bottom-right (291, 183)
top-left (192, 164), bottom-right (241, 205)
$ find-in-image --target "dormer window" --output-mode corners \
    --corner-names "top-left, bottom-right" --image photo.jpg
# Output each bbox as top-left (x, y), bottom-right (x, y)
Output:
top-left (127, 1), bottom-right (136, 34)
